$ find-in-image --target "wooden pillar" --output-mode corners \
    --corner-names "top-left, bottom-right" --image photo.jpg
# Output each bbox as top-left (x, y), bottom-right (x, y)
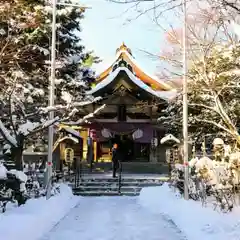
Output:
top-left (93, 141), bottom-right (97, 162)
top-left (60, 142), bottom-right (65, 161)
top-left (80, 129), bottom-right (88, 161)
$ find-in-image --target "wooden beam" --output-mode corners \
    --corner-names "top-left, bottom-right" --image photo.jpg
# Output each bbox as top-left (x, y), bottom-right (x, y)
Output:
top-left (148, 100), bottom-right (153, 120)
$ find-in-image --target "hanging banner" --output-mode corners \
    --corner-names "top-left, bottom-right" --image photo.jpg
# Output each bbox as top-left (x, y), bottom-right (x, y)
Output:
top-left (132, 129), bottom-right (143, 140)
top-left (101, 128), bottom-right (112, 138)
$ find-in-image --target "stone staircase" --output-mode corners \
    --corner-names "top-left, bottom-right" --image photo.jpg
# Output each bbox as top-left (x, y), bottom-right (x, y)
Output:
top-left (78, 162), bottom-right (169, 174)
top-left (78, 162), bottom-right (106, 174)
top-left (72, 175), bottom-right (168, 197)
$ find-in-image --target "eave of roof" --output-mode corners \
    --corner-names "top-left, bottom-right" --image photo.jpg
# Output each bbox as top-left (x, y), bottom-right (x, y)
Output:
top-left (88, 67), bottom-right (177, 101)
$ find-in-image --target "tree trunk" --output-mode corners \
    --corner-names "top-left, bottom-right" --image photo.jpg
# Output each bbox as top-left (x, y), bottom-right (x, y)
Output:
top-left (11, 134), bottom-right (25, 171)
top-left (11, 146), bottom-right (24, 170)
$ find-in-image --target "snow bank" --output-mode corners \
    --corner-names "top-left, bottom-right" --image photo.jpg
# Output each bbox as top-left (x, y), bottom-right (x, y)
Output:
top-left (139, 184), bottom-right (240, 240)
top-left (0, 184), bottom-right (80, 240)
top-left (0, 163), bottom-right (7, 179)
top-left (9, 169), bottom-right (28, 182)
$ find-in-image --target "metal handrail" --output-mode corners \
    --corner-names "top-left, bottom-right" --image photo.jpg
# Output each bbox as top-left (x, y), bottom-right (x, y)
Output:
top-left (79, 158), bottom-right (83, 179)
top-left (74, 166), bottom-right (79, 188)
top-left (118, 160), bottom-right (122, 194)
top-left (74, 158), bottom-right (83, 188)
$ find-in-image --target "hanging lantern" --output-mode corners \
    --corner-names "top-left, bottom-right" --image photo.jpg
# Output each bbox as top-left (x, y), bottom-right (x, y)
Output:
top-left (132, 129), bottom-right (143, 140)
top-left (151, 138), bottom-right (158, 147)
top-left (165, 149), bottom-right (171, 163)
top-left (89, 129), bottom-right (97, 140)
top-left (101, 128), bottom-right (112, 138)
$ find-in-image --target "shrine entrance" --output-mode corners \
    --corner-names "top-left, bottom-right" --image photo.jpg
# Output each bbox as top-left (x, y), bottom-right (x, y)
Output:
top-left (92, 124), bottom-right (154, 162)
top-left (71, 43), bottom-right (175, 166)
top-left (109, 134), bottom-right (150, 162)
top-left (111, 134), bottom-right (134, 161)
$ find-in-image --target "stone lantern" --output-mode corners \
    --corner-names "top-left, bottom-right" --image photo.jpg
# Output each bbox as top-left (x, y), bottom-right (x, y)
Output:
top-left (213, 138), bottom-right (224, 162)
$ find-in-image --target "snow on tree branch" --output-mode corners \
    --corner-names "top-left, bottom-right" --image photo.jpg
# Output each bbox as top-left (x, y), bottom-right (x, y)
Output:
top-left (37, 97), bottom-right (102, 114)
top-left (194, 118), bottom-right (235, 136)
top-left (76, 104), bottom-right (106, 124)
top-left (63, 104), bottom-right (106, 125)
top-left (0, 120), bottom-right (17, 147)
top-left (157, 4), bottom-right (240, 143)
top-left (0, 0), bottom-right (100, 170)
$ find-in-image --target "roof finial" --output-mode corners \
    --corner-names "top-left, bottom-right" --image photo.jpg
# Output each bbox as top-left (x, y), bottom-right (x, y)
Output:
top-left (116, 42), bottom-right (132, 55)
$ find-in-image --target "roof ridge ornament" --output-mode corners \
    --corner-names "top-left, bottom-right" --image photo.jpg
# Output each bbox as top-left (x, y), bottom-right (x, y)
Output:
top-left (116, 42), bottom-right (132, 56)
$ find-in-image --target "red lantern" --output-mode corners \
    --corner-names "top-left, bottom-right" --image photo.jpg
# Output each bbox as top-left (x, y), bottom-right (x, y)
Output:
top-left (89, 129), bottom-right (97, 140)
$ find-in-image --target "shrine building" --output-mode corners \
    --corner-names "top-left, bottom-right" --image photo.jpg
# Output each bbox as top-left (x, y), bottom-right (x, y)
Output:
top-left (58, 43), bottom-right (177, 170)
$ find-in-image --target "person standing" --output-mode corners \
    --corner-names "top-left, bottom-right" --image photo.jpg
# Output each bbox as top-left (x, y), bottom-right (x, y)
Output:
top-left (112, 143), bottom-right (120, 178)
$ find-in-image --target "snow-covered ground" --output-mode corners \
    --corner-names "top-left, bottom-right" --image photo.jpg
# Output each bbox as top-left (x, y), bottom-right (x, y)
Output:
top-left (0, 184), bottom-right (79, 240)
top-left (41, 197), bottom-right (185, 240)
top-left (139, 184), bottom-right (240, 240)
top-left (2, 181), bottom-right (240, 240)
top-left (0, 183), bottom-right (185, 240)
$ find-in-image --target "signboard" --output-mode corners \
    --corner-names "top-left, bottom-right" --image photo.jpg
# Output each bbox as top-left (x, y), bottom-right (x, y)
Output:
top-left (65, 148), bottom-right (74, 163)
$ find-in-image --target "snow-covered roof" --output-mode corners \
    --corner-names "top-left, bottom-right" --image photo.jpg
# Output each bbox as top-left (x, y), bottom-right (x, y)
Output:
top-left (115, 49), bottom-right (172, 89)
top-left (58, 136), bottom-right (79, 143)
top-left (96, 43), bottom-right (173, 91)
top-left (160, 134), bottom-right (180, 144)
top-left (88, 67), bottom-right (177, 101)
top-left (60, 126), bottom-right (82, 139)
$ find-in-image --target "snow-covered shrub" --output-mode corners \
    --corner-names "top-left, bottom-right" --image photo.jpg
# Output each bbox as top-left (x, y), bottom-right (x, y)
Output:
top-left (171, 151), bottom-right (240, 212)
top-left (0, 163), bottom-right (30, 211)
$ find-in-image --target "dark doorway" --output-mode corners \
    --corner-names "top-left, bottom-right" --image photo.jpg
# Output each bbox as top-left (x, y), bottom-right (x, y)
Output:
top-left (111, 134), bottom-right (134, 161)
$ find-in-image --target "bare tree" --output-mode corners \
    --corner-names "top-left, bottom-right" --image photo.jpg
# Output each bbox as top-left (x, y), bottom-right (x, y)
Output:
top-left (108, 0), bottom-right (240, 16)
top-left (214, 0), bottom-right (240, 14)
top-left (157, 7), bottom-right (240, 144)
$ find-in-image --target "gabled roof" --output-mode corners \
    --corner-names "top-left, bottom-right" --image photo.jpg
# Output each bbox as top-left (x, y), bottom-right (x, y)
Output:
top-left (88, 67), bottom-right (177, 101)
top-left (96, 43), bottom-right (173, 91)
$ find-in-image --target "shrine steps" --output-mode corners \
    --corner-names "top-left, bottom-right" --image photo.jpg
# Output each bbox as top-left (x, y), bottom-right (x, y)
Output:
top-left (72, 175), bottom-right (167, 197)
top-left (78, 162), bottom-right (169, 174)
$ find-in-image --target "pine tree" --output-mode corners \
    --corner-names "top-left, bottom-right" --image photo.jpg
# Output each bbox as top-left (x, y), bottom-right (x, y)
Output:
top-left (0, 0), bottom-right (98, 170)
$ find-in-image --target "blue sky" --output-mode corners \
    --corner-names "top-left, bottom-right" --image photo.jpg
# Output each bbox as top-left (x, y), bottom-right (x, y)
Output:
top-left (79, 0), bottom-right (177, 76)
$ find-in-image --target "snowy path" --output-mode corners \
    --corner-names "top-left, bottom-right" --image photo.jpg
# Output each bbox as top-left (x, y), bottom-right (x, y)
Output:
top-left (41, 197), bottom-right (186, 240)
